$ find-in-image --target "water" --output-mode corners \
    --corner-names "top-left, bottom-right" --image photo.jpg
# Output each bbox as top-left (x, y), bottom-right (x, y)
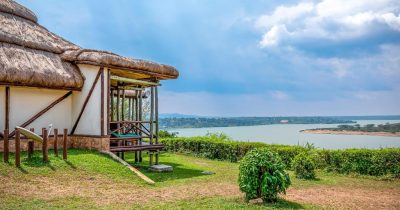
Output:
top-left (168, 120), bottom-right (400, 149)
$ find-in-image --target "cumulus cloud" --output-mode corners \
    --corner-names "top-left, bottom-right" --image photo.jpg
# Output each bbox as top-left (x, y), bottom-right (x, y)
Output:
top-left (256, 0), bottom-right (400, 48)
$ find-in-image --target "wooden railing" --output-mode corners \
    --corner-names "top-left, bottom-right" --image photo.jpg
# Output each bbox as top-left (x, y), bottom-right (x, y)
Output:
top-left (109, 121), bottom-right (157, 139)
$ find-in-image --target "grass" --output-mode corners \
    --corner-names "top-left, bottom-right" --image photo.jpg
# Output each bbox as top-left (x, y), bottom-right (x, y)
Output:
top-left (0, 149), bottom-right (399, 209)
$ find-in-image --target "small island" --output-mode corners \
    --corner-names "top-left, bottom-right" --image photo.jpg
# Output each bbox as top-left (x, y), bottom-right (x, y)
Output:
top-left (301, 123), bottom-right (400, 137)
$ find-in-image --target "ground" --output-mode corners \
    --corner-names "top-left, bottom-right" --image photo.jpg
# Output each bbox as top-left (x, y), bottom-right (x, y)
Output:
top-left (0, 149), bottom-right (399, 209)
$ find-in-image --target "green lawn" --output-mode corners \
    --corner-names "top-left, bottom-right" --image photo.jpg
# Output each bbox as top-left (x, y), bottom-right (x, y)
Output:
top-left (0, 149), bottom-right (399, 209)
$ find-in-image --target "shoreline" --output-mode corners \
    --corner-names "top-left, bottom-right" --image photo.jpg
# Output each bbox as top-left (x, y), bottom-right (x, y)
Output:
top-left (301, 129), bottom-right (400, 137)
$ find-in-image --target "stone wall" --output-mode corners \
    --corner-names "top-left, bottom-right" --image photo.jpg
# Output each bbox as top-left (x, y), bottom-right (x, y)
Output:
top-left (69, 136), bottom-right (110, 151)
top-left (0, 136), bottom-right (110, 152)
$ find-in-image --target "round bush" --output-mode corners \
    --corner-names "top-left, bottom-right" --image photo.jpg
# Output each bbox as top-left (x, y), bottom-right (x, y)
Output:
top-left (238, 148), bottom-right (291, 203)
top-left (292, 152), bottom-right (316, 179)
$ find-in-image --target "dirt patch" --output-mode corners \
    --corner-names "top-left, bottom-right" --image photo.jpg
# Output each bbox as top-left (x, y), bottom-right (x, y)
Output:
top-left (1, 171), bottom-right (399, 209)
top-left (0, 172), bottom-right (240, 207)
top-left (285, 186), bottom-right (400, 210)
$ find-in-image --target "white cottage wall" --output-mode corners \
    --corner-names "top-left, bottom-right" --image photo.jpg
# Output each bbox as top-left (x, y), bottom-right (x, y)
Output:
top-left (5, 87), bottom-right (72, 134)
top-left (72, 64), bottom-right (107, 136)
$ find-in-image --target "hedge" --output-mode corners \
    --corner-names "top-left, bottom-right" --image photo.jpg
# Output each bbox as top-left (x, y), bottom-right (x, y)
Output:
top-left (160, 137), bottom-right (400, 178)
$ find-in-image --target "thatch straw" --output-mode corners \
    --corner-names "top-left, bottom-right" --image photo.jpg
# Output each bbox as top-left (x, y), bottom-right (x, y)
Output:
top-left (0, 12), bottom-right (79, 54)
top-left (0, 42), bottom-right (84, 90)
top-left (62, 49), bottom-right (179, 79)
top-left (0, 0), bottom-right (178, 90)
top-left (0, 0), bottom-right (37, 23)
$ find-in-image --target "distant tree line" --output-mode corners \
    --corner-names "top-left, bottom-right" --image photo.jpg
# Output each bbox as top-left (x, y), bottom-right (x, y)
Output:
top-left (315, 123), bottom-right (400, 133)
top-left (159, 117), bottom-right (355, 129)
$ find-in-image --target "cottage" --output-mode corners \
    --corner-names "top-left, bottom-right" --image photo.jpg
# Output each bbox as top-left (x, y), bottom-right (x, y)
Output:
top-left (0, 0), bottom-right (179, 165)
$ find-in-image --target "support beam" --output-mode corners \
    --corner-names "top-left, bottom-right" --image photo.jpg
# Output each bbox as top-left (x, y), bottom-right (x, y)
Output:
top-left (63, 129), bottom-right (68, 160)
top-left (15, 130), bottom-right (20, 167)
top-left (3, 129), bottom-right (8, 163)
top-left (128, 98), bottom-right (132, 121)
top-left (110, 89), bottom-right (114, 122)
top-left (54, 128), bottom-right (58, 157)
top-left (110, 75), bottom-right (159, 86)
top-left (9, 91), bottom-right (72, 138)
top-left (71, 68), bottom-right (102, 134)
top-left (116, 88), bottom-right (120, 122)
top-left (28, 128), bottom-right (34, 159)
top-left (100, 68), bottom-right (105, 136)
top-left (122, 89), bottom-right (126, 121)
top-left (5, 87), bottom-right (10, 133)
top-left (155, 86), bottom-right (159, 144)
top-left (150, 87), bottom-right (154, 145)
top-left (42, 128), bottom-right (48, 162)
top-left (138, 89), bottom-right (143, 162)
top-left (155, 86), bottom-right (159, 165)
top-left (107, 69), bottom-right (111, 135)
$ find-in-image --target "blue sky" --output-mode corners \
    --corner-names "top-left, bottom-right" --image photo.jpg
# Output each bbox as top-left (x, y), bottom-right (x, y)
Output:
top-left (18, 0), bottom-right (400, 116)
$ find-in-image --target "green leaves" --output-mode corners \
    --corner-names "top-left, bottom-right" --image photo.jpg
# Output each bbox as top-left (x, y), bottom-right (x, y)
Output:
top-left (160, 137), bottom-right (400, 178)
top-left (238, 148), bottom-right (291, 203)
top-left (292, 152), bottom-right (317, 180)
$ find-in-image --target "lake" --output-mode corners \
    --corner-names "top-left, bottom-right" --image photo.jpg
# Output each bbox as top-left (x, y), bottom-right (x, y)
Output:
top-left (168, 120), bottom-right (400, 149)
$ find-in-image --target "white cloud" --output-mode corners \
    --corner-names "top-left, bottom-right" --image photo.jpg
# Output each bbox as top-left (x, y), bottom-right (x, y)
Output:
top-left (260, 25), bottom-right (289, 47)
top-left (270, 91), bottom-right (290, 100)
top-left (256, 0), bottom-right (400, 48)
top-left (255, 2), bottom-right (314, 29)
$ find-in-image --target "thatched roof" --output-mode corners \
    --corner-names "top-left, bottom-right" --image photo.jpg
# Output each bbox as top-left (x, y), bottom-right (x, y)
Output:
top-left (0, 0), bottom-right (83, 90)
top-left (0, 0), bottom-right (37, 23)
top-left (62, 49), bottom-right (179, 80)
top-left (0, 0), bottom-right (178, 90)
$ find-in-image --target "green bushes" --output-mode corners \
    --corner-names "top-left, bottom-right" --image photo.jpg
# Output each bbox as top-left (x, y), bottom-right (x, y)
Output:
top-left (160, 137), bottom-right (304, 165)
top-left (292, 152), bottom-right (316, 179)
top-left (318, 149), bottom-right (400, 177)
top-left (238, 148), bottom-right (291, 202)
top-left (160, 137), bottom-right (400, 178)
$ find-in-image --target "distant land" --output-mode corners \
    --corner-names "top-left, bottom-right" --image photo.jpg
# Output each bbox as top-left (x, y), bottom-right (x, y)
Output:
top-left (159, 113), bottom-right (200, 119)
top-left (159, 115), bottom-right (400, 129)
top-left (302, 123), bottom-right (400, 137)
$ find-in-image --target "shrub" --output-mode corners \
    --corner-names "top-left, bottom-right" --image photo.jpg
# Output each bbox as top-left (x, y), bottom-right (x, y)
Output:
top-left (238, 148), bottom-right (291, 203)
top-left (160, 137), bottom-right (400, 178)
top-left (160, 136), bottom-right (305, 165)
top-left (158, 130), bottom-right (179, 138)
top-left (292, 152), bottom-right (316, 179)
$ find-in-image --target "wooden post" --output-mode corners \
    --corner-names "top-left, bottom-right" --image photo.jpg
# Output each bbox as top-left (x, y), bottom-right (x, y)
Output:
top-left (155, 86), bottom-right (159, 165)
top-left (107, 69), bottom-right (111, 135)
top-left (122, 89), bottom-right (125, 121)
top-left (100, 68), bottom-right (105, 136)
top-left (5, 87), bottom-right (10, 132)
top-left (149, 152), bottom-right (153, 166)
top-left (134, 96), bottom-right (138, 162)
top-left (42, 128), bottom-right (48, 162)
top-left (116, 88), bottom-right (120, 134)
top-left (111, 89), bottom-right (114, 122)
top-left (3, 129), bottom-right (9, 163)
top-left (155, 86), bottom-right (159, 144)
top-left (15, 130), bottom-right (20, 167)
top-left (138, 90), bottom-right (143, 162)
top-left (150, 87), bottom-right (154, 145)
top-left (128, 97), bottom-right (132, 121)
top-left (54, 129), bottom-right (58, 157)
top-left (28, 128), bottom-right (34, 159)
top-left (63, 129), bottom-right (68, 160)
